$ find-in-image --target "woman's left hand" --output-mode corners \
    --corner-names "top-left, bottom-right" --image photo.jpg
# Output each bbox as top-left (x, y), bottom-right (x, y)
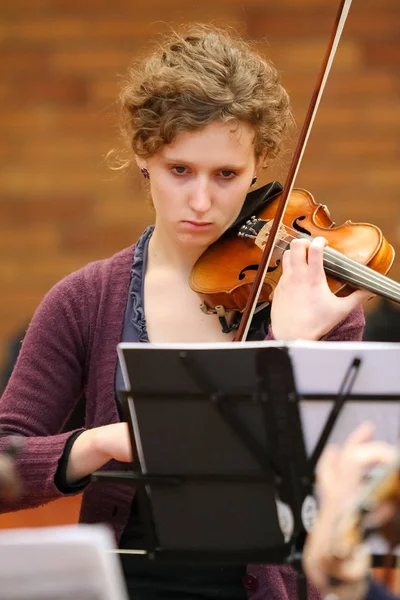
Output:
top-left (270, 236), bottom-right (371, 340)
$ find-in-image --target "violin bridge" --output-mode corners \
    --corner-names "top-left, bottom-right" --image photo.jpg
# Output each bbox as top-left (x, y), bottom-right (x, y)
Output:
top-left (238, 216), bottom-right (290, 250)
top-left (257, 220), bottom-right (290, 250)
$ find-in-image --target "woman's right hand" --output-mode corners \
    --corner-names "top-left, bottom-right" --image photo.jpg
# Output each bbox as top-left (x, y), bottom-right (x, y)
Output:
top-left (66, 422), bottom-right (133, 485)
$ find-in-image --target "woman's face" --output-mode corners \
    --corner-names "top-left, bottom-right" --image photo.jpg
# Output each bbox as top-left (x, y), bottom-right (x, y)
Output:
top-left (139, 120), bottom-right (265, 250)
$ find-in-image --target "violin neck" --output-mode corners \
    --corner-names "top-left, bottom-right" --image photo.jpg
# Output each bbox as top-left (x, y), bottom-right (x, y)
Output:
top-left (323, 246), bottom-right (400, 304)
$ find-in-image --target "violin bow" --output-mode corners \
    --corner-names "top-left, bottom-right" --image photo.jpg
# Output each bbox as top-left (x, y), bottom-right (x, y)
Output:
top-left (235, 0), bottom-right (354, 341)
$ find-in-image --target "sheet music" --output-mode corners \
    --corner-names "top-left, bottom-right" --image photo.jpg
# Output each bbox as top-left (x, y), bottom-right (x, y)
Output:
top-left (0, 524), bottom-right (129, 600)
top-left (288, 340), bottom-right (400, 396)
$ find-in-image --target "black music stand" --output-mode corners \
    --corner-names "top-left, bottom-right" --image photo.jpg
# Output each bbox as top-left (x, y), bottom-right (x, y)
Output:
top-left (93, 342), bottom-right (315, 600)
top-left (91, 340), bottom-right (400, 594)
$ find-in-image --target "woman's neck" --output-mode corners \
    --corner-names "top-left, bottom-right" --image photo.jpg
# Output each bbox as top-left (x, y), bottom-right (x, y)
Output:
top-left (147, 227), bottom-right (207, 277)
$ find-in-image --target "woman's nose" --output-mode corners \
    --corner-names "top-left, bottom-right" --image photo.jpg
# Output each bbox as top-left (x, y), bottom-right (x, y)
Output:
top-left (188, 182), bottom-right (212, 213)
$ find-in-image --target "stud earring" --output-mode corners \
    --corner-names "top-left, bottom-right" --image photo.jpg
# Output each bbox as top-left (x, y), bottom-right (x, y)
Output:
top-left (251, 175), bottom-right (257, 186)
top-left (140, 167), bottom-right (150, 180)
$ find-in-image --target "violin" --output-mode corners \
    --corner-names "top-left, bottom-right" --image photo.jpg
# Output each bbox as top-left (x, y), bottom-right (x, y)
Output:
top-left (190, 185), bottom-right (399, 313)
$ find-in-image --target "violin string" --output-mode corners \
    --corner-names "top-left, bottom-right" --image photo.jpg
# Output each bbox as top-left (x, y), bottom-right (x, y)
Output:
top-left (242, 224), bottom-right (400, 302)
top-left (324, 259), bottom-right (400, 301)
top-left (292, 234), bottom-right (400, 299)
top-left (296, 239), bottom-right (400, 300)
top-left (244, 221), bottom-right (394, 296)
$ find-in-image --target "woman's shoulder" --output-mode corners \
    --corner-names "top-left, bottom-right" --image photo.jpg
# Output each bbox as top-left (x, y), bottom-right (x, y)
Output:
top-left (49, 245), bottom-right (136, 297)
top-left (22, 245), bottom-right (137, 354)
top-left (36, 245), bottom-right (136, 324)
top-left (76, 244), bottom-right (136, 283)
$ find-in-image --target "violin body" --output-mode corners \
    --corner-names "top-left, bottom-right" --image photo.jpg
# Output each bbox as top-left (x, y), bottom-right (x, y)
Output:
top-left (190, 188), bottom-right (395, 312)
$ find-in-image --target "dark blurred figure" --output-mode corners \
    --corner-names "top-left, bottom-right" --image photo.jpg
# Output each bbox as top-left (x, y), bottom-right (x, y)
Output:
top-left (363, 299), bottom-right (400, 342)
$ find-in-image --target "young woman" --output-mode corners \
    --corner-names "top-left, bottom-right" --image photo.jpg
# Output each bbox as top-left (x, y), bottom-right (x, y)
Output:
top-left (0, 25), bottom-right (369, 599)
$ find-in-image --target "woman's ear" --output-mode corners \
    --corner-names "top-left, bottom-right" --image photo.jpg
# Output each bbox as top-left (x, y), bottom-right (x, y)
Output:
top-left (135, 157), bottom-right (150, 180)
top-left (255, 149), bottom-right (268, 175)
top-left (135, 156), bottom-right (147, 171)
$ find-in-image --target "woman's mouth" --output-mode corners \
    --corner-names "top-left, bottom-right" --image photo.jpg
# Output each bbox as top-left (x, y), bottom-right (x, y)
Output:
top-left (181, 220), bottom-right (213, 229)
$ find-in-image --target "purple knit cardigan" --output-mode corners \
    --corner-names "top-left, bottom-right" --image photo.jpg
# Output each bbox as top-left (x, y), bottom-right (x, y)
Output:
top-left (0, 244), bottom-right (365, 600)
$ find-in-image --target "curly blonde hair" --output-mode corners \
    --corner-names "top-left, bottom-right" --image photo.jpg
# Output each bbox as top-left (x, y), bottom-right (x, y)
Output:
top-left (118, 25), bottom-right (292, 167)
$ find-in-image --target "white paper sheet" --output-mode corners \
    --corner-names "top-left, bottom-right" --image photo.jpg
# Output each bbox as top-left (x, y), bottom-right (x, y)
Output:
top-left (0, 524), bottom-right (129, 600)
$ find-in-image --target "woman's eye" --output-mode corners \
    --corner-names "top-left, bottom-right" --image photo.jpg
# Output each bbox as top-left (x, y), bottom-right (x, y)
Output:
top-left (220, 170), bottom-right (236, 179)
top-left (172, 166), bottom-right (187, 175)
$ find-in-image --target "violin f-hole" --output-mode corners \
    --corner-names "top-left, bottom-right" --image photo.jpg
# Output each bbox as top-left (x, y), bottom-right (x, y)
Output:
top-left (238, 261), bottom-right (281, 281)
top-left (292, 216), bottom-right (311, 237)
